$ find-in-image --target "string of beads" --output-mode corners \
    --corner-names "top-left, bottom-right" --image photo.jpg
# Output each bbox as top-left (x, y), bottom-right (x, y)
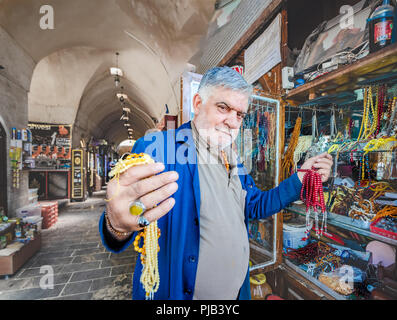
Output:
top-left (107, 153), bottom-right (161, 300)
top-left (134, 221), bottom-right (161, 300)
top-left (298, 168), bottom-right (327, 238)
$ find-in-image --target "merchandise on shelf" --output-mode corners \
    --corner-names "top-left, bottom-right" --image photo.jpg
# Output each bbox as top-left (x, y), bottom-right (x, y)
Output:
top-left (283, 79), bottom-right (397, 299)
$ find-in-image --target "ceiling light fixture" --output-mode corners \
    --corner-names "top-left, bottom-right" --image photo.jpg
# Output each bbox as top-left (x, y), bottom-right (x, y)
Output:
top-left (117, 93), bottom-right (128, 101)
top-left (110, 52), bottom-right (123, 87)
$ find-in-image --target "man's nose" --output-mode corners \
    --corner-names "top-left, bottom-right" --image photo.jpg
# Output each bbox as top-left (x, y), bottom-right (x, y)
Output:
top-left (224, 112), bottom-right (240, 129)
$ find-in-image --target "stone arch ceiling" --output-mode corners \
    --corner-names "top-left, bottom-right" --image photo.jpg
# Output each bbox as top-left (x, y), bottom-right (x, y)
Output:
top-left (0, 0), bottom-right (215, 141)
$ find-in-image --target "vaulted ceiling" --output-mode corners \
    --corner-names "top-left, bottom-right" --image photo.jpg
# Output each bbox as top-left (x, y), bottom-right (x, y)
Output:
top-left (0, 0), bottom-right (215, 145)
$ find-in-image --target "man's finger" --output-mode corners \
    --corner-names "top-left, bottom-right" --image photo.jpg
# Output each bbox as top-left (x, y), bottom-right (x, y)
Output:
top-left (317, 152), bottom-right (333, 161)
top-left (313, 158), bottom-right (333, 168)
top-left (139, 182), bottom-right (178, 210)
top-left (142, 197), bottom-right (176, 223)
top-left (317, 168), bottom-right (328, 177)
top-left (129, 171), bottom-right (179, 198)
top-left (118, 162), bottom-right (165, 186)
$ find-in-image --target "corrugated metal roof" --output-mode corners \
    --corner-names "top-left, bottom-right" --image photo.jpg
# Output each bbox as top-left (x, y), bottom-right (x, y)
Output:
top-left (197, 0), bottom-right (272, 74)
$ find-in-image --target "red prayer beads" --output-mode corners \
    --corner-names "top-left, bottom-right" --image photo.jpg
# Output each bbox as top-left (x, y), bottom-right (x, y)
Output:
top-left (298, 168), bottom-right (326, 213)
top-left (298, 167), bottom-right (327, 238)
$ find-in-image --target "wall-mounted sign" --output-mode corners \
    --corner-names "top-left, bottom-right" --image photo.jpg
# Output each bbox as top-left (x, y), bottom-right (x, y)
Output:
top-left (28, 123), bottom-right (72, 168)
top-left (244, 13), bottom-right (282, 84)
top-left (181, 72), bottom-right (203, 125)
top-left (231, 65), bottom-right (244, 76)
top-left (71, 149), bottom-right (83, 201)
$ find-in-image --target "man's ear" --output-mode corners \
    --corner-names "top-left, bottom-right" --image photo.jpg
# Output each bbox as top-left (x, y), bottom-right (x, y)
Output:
top-left (192, 93), bottom-right (202, 116)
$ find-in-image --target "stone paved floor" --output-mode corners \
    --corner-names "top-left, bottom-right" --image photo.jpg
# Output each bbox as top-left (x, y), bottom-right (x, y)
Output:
top-left (0, 190), bottom-right (137, 300)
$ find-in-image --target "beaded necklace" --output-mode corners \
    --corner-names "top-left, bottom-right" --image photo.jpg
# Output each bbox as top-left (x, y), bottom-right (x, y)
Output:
top-left (221, 150), bottom-right (230, 173)
top-left (293, 136), bottom-right (313, 171)
top-left (366, 86), bottom-right (378, 139)
top-left (298, 167), bottom-right (327, 239)
top-left (371, 205), bottom-right (397, 222)
top-left (134, 222), bottom-right (161, 299)
top-left (357, 87), bottom-right (378, 141)
top-left (107, 153), bottom-right (161, 300)
top-left (376, 85), bottom-right (386, 137)
top-left (282, 117), bottom-right (302, 179)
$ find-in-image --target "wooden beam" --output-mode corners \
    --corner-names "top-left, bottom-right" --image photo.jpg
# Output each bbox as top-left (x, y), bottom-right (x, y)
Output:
top-left (258, 64), bottom-right (282, 96)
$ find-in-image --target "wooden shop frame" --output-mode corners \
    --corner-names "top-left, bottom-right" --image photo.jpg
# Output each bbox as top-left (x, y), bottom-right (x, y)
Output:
top-left (217, 1), bottom-right (288, 275)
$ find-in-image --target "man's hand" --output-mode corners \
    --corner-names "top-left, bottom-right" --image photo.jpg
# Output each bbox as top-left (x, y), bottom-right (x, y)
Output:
top-left (105, 162), bottom-right (179, 238)
top-left (297, 152), bottom-right (333, 183)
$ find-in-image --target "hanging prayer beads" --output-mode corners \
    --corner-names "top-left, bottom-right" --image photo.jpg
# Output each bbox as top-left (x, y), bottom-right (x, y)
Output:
top-left (134, 221), bottom-right (161, 300)
top-left (107, 153), bottom-right (161, 300)
top-left (298, 167), bottom-right (327, 239)
top-left (282, 117), bottom-right (302, 179)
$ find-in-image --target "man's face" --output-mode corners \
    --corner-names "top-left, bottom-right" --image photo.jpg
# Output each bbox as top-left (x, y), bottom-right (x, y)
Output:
top-left (192, 86), bottom-right (249, 148)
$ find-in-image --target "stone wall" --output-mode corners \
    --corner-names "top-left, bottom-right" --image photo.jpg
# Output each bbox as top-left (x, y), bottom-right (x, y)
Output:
top-left (0, 26), bottom-right (35, 216)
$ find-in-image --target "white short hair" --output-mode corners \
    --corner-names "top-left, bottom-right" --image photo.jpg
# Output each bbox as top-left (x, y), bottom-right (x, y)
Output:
top-left (198, 66), bottom-right (253, 104)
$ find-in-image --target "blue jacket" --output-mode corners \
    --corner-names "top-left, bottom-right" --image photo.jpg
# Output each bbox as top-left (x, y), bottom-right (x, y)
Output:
top-left (99, 121), bottom-right (302, 300)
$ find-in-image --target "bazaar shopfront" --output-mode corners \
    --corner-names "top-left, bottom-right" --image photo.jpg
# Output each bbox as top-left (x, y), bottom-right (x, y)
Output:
top-left (185, 0), bottom-right (397, 300)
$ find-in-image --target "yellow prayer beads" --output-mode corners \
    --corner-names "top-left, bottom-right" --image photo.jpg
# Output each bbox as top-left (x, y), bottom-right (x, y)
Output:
top-left (107, 153), bottom-right (161, 299)
top-left (364, 137), bottom-right (397, 154)
top-left (357, 87), bottom-right (379, 141)
top-left (108, 153), bottom-right (154, 178)
top-left (139, 220), bottom-right (161, 299)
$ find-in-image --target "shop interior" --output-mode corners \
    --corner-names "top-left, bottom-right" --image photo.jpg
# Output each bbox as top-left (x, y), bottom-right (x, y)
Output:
top-left (1, 0), bottom-right (397, 300)
top-left (225, 0), bottom-right (397, 300)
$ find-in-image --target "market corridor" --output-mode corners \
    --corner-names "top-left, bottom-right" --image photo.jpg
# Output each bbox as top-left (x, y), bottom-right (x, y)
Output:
top-left (0, 190), bottom-right (137, 300)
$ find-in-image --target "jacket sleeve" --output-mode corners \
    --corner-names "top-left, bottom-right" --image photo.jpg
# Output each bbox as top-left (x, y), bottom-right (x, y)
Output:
top-left (99, 212), bottom-right (136, 253)
top-left (98, 137), bottom-right (147, 253)
top-left (243, 172), bottom-right (302, 220)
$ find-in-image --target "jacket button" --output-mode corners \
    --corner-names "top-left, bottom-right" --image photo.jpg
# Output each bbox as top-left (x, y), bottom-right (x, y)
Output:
top-left (184, 288), bottom-right (192, 295)
top-left (194, 218), bottom-right (199, 226)
top-left (189, 255), bottom-right (196, 263)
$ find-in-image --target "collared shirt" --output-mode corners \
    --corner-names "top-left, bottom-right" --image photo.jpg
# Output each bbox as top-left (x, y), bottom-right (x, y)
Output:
top-left (191, 122), bottom-right (249, 300)
top-left (99, 121), bottom-right (303, 300)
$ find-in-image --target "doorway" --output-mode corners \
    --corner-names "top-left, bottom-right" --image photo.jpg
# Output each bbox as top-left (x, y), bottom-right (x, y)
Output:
top-left (0, 122), bottom-right (7, 214)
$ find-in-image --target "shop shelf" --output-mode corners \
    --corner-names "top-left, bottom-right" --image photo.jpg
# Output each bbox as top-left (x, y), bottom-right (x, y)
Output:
top-left (286, 43), bottom-right (397, 104)
top-left (284, 259), bottom-right (348, 300)
top-left (285, 203), bottom-right (397, 247)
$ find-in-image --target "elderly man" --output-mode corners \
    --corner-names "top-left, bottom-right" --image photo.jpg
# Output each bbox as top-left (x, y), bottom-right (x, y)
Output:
top-left (99, 66), bottom-right (333, 300)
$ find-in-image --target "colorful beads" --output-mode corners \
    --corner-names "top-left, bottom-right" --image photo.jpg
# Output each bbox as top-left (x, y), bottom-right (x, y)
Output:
top-left (298, 168), bottom-right (327, 238)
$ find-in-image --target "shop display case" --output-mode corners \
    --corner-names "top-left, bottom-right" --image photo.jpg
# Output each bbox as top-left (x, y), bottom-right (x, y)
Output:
top-left (236, 93), bottom-right (283, 272)
top-left (281, 43), bottom-right (397, 300)
top-left (193, 0), bottom-right (397, 299)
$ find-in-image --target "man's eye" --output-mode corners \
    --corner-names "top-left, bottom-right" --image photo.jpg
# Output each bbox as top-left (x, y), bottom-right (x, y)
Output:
top-left (217, 105), bottom-right (228, 112)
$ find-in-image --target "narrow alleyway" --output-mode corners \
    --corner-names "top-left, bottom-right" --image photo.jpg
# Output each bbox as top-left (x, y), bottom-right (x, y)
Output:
top-left (0, 190), bottom-right (137, 300)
